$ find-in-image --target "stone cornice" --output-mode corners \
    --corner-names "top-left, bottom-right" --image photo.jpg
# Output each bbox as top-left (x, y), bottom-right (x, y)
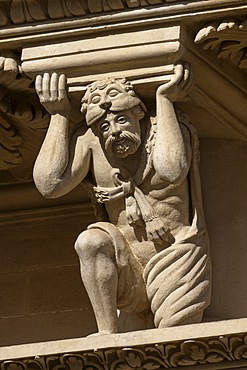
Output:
top-left (0, 0), bottom-right (245, 29)
top-left (0, 1), bottom-right (246, 49)
top-left (1, 319), bottom-right (247, 369)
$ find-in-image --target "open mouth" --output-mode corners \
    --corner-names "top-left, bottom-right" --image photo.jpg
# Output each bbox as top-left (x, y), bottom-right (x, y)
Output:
top-left (113, 139), bottom-right (129, 154)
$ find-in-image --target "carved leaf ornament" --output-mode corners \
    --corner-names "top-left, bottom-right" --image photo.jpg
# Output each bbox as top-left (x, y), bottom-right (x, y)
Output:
top-left (195, 18), bottom-right (247, 69)
top-left (1, 334), bottom-right (247, 370)
top-left (0, 0), bottom-right (179, 26)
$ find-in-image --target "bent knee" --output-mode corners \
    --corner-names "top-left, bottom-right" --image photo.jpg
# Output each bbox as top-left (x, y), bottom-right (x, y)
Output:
top-left (74, 229), bottom-right (114, 259)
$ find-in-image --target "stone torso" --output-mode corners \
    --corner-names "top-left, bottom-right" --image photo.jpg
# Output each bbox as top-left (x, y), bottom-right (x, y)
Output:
top-left (86, 125), bottom-right (191, 267)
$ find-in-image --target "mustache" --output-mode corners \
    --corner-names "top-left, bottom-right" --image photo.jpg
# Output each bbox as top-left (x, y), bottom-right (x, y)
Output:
top-left (105, 131), bottom-right (141, 155)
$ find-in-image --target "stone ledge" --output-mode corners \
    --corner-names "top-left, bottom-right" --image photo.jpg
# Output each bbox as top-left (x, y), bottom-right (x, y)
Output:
top-left (0, 0), bottom-right (245, 30)
top-left (0, 1), bottom-right (246, 49)
top-left (1, 319), bottom-right (247, 369)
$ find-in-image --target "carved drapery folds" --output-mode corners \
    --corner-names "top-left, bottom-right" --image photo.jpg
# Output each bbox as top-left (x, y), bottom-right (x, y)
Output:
top-left (1, 333), bottom-right (247, 369)
top-left (0, 0), bottom-right (180, 26)
top-left (195, 18), bottom-right (247, 69)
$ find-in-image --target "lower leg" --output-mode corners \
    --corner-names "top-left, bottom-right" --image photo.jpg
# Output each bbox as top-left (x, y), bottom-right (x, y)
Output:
top-left (75, 230), bottom-right (118, 334)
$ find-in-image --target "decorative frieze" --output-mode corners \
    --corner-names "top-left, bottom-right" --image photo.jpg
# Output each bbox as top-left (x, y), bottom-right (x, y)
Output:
top-left (0, 1), bottom-right (245, 29)
top-left (0, 0), bottom-right (182, 27)
top-left (195, 18), bottom-right (247, 69)
top-left (1, 321), bottom-right (247, 370)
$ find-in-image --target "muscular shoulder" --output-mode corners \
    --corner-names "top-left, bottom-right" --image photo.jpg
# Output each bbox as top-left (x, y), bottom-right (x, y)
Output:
top-left (71, 123), bottom-right (98, 150)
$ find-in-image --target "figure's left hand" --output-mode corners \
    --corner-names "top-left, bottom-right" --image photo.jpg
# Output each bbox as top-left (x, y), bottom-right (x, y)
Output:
top-left (156, 63), bottom-right (193, 102)
top-left (146, 217), bottom-right (169, 245)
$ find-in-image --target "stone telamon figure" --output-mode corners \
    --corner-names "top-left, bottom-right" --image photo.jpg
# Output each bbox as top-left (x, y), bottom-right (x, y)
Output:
top-left (33, 64), bottom-right (211, 334)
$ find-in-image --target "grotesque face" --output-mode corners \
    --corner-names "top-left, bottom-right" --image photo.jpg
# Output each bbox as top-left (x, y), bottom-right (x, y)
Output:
top-left (88, 84), bottom-right (128, 109)
top-left (81, 78), bottom-right (146, 127)
top-left (96, 110), bottom-right (142, 158)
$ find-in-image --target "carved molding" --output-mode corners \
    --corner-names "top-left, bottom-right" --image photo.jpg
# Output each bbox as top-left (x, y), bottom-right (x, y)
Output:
top-left (0, 0), bottom-right (183, 27)
top-left (192, 85), bottom-right (247, 140)
top-left (1, 332), bottom-right (247, 369)
top-left (1, 1), bottom-right (245, 29)
top-left (195, 18), bottom-right (247, 69)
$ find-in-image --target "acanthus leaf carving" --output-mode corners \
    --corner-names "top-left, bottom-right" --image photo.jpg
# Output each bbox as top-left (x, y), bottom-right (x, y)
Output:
top-left (195, 18), bottom-right (247, 69)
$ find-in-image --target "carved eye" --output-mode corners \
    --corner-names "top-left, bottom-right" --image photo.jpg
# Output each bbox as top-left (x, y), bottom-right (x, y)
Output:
top-left (117, 115), bottom-right (128, 124)
top-left (100, 122), bottom-right (110, 132)
top-left (108, 89), bottom-right (119, 98)
top-left (90, 94), bottom-right (101, 104)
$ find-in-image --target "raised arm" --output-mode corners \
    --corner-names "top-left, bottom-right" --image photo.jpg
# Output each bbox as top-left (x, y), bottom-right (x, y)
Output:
top-left (153, 63), bottom-right (193, 184)
top-left (33, 73), bottom-right (91, 198)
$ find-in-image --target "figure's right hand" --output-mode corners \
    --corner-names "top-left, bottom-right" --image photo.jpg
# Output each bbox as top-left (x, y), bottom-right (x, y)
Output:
top-left (35, 73), bottom-right (71, 116)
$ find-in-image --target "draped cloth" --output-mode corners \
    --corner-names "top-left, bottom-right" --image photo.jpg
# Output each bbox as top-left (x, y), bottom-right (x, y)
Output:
top-left (143, 120), bottom-right (211, 327)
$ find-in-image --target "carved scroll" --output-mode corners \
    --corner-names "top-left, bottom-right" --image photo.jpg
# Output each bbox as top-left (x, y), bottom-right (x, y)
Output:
top-left (195, 18), bottom-right (247, 69)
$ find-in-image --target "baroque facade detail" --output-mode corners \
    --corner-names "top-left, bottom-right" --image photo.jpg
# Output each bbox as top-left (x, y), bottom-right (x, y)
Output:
top-left (0, 0), bottom-right (182, 26)
top-left (1, 333), bottom-right (247, 370)
top-left (195, 18), bottom-right (247, 69)
top-left (0, 0), bottom-right (247, 367)
top-left (33, 66), bottom-right (211, 334)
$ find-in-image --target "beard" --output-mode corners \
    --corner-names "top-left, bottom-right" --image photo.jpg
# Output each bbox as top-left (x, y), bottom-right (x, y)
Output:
top-left (105, 131), bottom-right (141, 158)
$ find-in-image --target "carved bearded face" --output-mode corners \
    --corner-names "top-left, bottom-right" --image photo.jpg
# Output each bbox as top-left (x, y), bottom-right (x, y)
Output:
top-left (96, 110), bottom-right (142, 158)
top-left (81, 78), bottom-right (145, 158)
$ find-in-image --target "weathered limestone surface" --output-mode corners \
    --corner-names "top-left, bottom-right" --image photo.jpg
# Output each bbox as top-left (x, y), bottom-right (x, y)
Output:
top-left (32, 63), bottom-right (211, 335)
top-left (1, 319), bottom-right (247, 369)
top-left (0, 1), bottom-right (246, 366)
